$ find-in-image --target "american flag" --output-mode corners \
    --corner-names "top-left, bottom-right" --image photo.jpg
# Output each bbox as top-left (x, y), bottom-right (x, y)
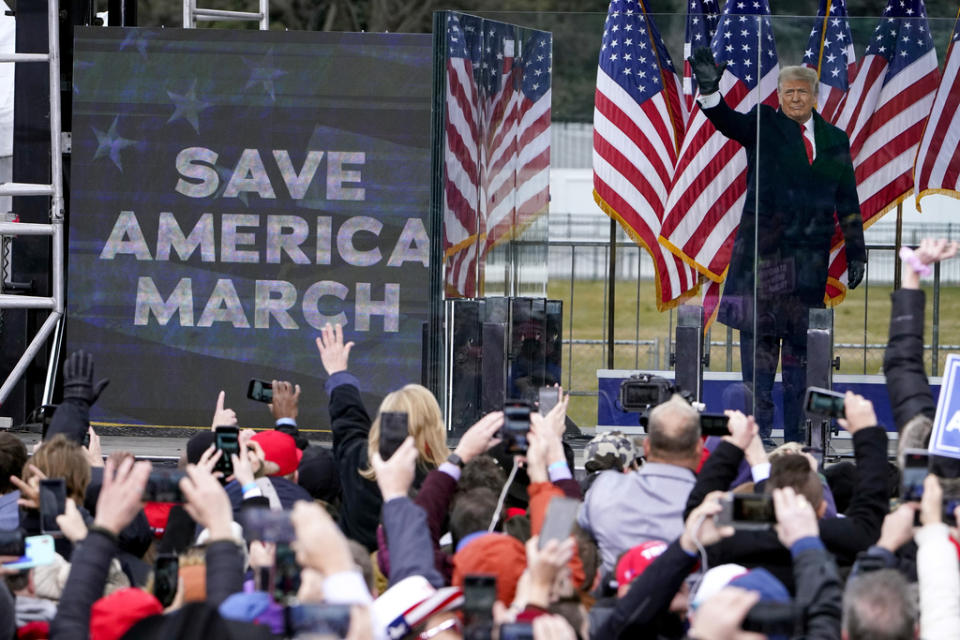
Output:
top-left (802, 0), bottom-right (858, 303)
top-left (484, 28), bottom-right (552, 251)
top-left (442, 13), bottom-right (483, 297)
top-left (914, 10), bottom-right (960, 210)
top-left (836, 0), bottom-right (938, 226)
top-left (803, 0), bottom-right (856, 124)
top-left (683, 0), bottom-right (721, 115)
top-left (822, 0), bottom-right (939, 299)
top-left (592, 0), bottom-right (697, 311)
top-left (659, 0), bottom-right (780, 299)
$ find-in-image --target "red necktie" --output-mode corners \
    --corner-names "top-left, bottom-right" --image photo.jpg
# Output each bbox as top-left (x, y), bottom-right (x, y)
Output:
top-left (800, 123), bottom-right (813, 164)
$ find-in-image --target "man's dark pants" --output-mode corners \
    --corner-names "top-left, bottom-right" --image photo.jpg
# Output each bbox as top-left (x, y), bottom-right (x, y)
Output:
top-left (740, 329), bottom-right (807, 443)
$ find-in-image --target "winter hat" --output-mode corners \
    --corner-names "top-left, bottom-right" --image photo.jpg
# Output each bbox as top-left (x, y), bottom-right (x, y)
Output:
top-left (252, 430), bottom-right (302, 477)
top-left (452, 533), bottom-right (527, 606)
top-left (90, 587), bottom-right (163, 640)
top-left (186, 432), bottom-right (216, 465)
top-left (691, 563), bottom-right (748, 608)
top-left (728, 568), bottom-right (791, 603)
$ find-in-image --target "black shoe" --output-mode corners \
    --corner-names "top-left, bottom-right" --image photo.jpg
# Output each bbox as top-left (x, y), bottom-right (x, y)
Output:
top-left (761, 437), bottom-right (778, 450)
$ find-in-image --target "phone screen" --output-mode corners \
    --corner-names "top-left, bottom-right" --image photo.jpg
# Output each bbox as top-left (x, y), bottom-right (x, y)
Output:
top-left (153, 553), bottom-right (179, 608)
top-left (273, 542), bottom-right (301, 603)
top-left (901, 449), bottom-right (930, 502)
top-left (214, 426), bottom-right (239, 476)
top-left (733, 494), bottom-right (776, 524)
top-left (804, 387), bottom-right (846, 418)
top-left (39, 479), bottom-right (66, 535)
top-left (463, 574), bottom-right (497, 617)
top-left (288, 604), bottom-right (352, 638)
top-left (378, 412), bottom-right (409, 461)
top-left (247, 379), bottom-right (274, 403)
top-left (0, 530), bottom-right (25, 557)
top-left (2, 535), bottom-right (56, 571)
top-left (502, 402), bottom-right (531, 454)
top-left (699, 413), bottom-right (730, 437)
top-left (539, 497), bottom-right (579, 549)
top-left (538, 387), bottom-right (560, 415)
top-left (144, 470), bottom-right (186, 503)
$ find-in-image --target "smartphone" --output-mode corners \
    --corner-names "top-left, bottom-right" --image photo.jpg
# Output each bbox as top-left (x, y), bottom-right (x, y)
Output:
top-left (143, 470), bottom-right (186, 503)
top-left (462, 574), bottom-right (497, 618)
top-left (901, 448), bottom-right (930, 502)
top-left (287, 603), bottom-right (352, 638)
top-left (743, 601), bottom-right (801, 635)
top-left (539, 497), bottom-right (580, 549)
top-left (39, 479), bottom-right (66, 536)
top-left (247, 379), bottom-right (273, 404)
top-left (153, 553), bottom-right (179, 608)
top-left (538, 386), bottom-right (560, 416)
top-left (214, 426), bottom-right (240, 476)
top-left (804, 387), bottom-right (846, 419)
top-left (499, 623), bottom-right (534, 640)
top-left (2, 535), bottom-right (55, 571)
top-left (717, 493), bottom-right (776, 530)
top-left (0, 529), bottom-right (25, 557)
top-left (699, 413), bottom-right (730, 437)
top-left (242, 507), bottom-right (295, 543)
top-left (378, 412), bottom-right (409, 461)
top-left (501, 401), bottom-right (532, 455)
top-left (273, 542), bottom-right (301, 604)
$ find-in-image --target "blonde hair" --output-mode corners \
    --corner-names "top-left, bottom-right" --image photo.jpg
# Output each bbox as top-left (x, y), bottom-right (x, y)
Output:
top-left (360, 384), bottom-right (450, 480)
top-left (24, 434), bottom-right (91, 504)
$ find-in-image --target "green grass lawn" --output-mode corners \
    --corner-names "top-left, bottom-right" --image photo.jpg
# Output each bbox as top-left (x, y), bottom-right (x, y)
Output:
top-left (547, 278), bottom-right (960, 427)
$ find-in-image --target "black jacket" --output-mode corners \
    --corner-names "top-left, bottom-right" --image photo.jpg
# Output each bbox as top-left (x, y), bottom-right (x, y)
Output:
top-left (703, 98), bottom-right (865, 335)
top-left (683, 428), bottom-right (888, 588)
top-left (50, 529), bottom-right (245, 639)
top-left (883, 288), bottom-right (936, 431)
top-left (603, 537), bottom-right (841, 640)
top-left (329, 375), bottom-right (383, 551)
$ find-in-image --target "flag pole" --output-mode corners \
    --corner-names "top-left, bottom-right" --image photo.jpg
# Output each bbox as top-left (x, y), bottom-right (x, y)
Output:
top-left (608, 218), bottom-right (617, 369)
top-left (894, 201), bottom-right (903, 290)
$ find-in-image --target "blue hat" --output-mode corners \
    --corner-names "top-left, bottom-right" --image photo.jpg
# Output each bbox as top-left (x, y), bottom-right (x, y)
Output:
top-left (728, 568), bottom-right (791, 603)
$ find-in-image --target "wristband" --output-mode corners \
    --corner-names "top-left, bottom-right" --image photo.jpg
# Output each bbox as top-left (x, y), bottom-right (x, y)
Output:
top-left (548, 460), bottom-right (568, 472)
top-left (241, 482), bottom-right (258, 494)
top-left (88, 524), bottom-right (119, 545)
top-left (899, 247), bottom-right (932, 277)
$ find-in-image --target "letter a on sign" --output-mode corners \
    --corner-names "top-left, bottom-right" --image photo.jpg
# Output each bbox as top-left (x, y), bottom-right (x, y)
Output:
top-left (930, 354), bottom-right (960, 458)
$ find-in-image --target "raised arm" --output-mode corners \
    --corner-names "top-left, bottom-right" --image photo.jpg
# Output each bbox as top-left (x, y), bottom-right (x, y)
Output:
top-left (884, 239), bottom-right (958, 429)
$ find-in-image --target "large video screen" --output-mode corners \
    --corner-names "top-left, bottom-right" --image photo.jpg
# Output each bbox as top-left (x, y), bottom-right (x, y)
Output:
top-left (67, 27), bottom-right (433, 430)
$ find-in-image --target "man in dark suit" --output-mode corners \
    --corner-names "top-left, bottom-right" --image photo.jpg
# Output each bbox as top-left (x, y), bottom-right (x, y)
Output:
top-left (688, 48), bottom-right (866, 444)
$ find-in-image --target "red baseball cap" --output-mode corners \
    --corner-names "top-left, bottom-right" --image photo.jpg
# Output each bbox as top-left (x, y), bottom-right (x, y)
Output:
top-left (252, 430), bottom-right (303, 476)
top-left (616, 540), bottom-right (668, 587)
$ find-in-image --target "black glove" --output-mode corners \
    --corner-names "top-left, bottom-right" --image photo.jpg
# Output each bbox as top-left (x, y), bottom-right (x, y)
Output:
top-left (687, 47), bottom-right (727, 96)
top-left (847, 260), bottom-right (865, 290)
top-left (62, 350), bottom-right (110, 405)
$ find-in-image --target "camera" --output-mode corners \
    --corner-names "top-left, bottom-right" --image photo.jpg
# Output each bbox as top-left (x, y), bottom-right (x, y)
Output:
top-left (619, 373), bottom-right (684, 427)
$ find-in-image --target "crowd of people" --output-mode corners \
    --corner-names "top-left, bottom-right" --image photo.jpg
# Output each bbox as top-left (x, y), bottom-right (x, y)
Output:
top-left (0, 238), bottom-right (954, 639)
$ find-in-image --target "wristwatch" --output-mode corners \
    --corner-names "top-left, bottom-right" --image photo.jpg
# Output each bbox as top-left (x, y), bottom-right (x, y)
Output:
top-left (446, 452), bottom-right (465, 468)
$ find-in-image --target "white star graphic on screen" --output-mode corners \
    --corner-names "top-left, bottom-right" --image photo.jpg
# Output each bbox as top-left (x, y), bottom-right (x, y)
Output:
top-left (166, 79), bottom-right (212, 134)
top-left (92, 116), bottom-right (137, 172)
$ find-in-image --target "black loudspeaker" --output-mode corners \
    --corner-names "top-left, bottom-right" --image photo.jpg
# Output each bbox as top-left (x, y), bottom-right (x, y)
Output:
top-left (448, 300), bottom-right (482, 433)
top-left (449, 297), bottom-right (562, 435)
top-left (480, 321), bottom-right (506, 416)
